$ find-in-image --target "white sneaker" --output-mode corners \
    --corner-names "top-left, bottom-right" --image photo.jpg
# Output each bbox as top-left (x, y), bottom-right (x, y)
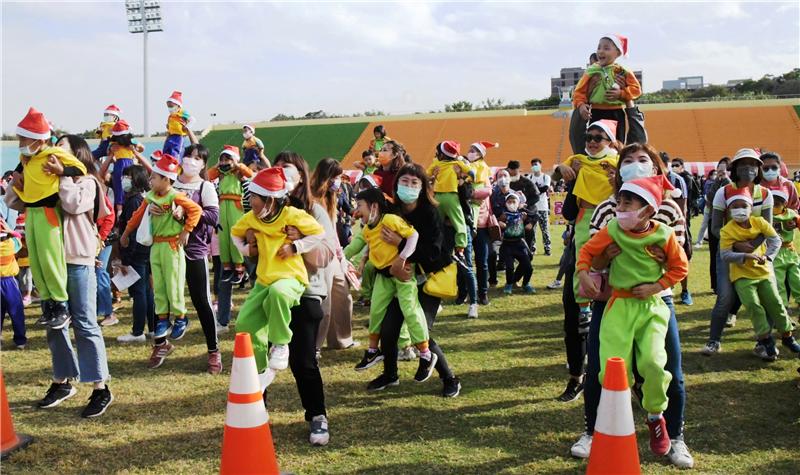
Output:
top-left (437, 304), bottom-right (444, 315)
top-left (467, 304), bottom-right (478, 319)
top-left (700, 340), bottom-right (721, 356)
top-left (117, 333), bottom-right (146, 343)
top-left (570, 432), bottom-right (592, 458)
top-left (309, 415), bottom-right (330, 446)
top-left (215, 322), bottom-right (229, 334)
top-left (693, 242), bottom-right (702, 249)
top-left (547, 280), bottom-right (562, 290)
top-left (398, 347), bottom-right (417, 361)
top-left (268, 344), bottom-right (290, 371)
top-left (666, 438), bottom-right (694, 468)
top-left (258, 369), bottom-right (277, 392)
top-left (725, 314), bottom-right (737, 327)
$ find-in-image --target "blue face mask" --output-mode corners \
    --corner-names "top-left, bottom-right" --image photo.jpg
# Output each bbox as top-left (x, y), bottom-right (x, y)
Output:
top-left (397, 184), bottom-right (421, 204)
top-left (619, 162), bottom-right (653, 182)
top-left (762, 169), bottom-right (779, 182)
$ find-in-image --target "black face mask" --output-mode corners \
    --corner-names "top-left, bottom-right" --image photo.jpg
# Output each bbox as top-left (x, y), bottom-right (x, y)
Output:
top-left (218, 163), bottom-right (232, 172)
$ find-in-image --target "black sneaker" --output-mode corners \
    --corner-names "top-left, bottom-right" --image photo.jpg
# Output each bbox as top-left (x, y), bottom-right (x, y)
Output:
top-left (545, 249), bottom-right (552, 256)
top-left (36, 300), bottom-right (52, 326)
top-left (556, 378), bottom-right (584, 402)
top-left (442, 376), bottom-right (461, 398)
top-left (367, 373), bottom-right (399, 391)
top-left (455, 293), bottom-right (467, 305)
top-left (577, 307), bottom-right (592, 335)
top-left (478, 294), bottom-right (490, 306)
top-left (414, 353), bottom-right (439, 382)
top-left (81, 386), bottom-right (113, 418)
top-left (38, 382), bottom-right (77, 408)
top-left (47, 301), bottom-right (71, 330)
top-left (781, 335), bottom-right (800, 353)
top-left (230, 269), bottom-right (245, 286)
top-left (354, 349), bottom-right (384, 371)
top-left (754, 337), bottom-right (779, 362)
top-left (220, 269), bottom-right (234, 282)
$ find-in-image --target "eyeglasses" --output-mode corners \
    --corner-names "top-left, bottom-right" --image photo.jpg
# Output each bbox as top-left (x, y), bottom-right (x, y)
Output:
top-left (584, 134), bottom-right (607, 143)
top-left (763, 165), bottom-right (779, 171)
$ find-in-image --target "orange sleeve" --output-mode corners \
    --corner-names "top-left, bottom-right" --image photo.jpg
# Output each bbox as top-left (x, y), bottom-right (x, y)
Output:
top-left (576, 227), bottom-right (614, 272)
top-left (572, 73), bottom-right (590, 108)
top-left (206, 166), bottom-right (220, 181)
top-left (237, 163), bottom-right (254, 178)
top-left (174, 193), bottom-right (202, 232)
top-left (619, 69), bottom-right (642, 101)
top-left (657, 232), bottom-right (689, 289)
top-left (124, 200), bottom-right (148, 235)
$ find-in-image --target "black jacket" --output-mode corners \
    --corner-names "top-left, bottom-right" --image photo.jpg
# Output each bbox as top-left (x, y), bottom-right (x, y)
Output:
top-left (510, 176), bottom-right (541, 214)
top-left (395, 203), bottom-right (452, 275)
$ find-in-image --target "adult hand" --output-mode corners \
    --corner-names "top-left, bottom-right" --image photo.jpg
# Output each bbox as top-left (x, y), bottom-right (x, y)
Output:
top-left (578, 103), bottom-right (591, 121)
top-left (785, 219), bottom-right (798, 230)
top-left (43, 156), bottom-right (64, 176)
top-left (11, 172), bottom-right (24, 189)
top-left (431, 166), bottom-right (440, 180)
top-left (149, 203), bottom-right (165, 216)
top-left (733, 241), bottom-right (755, 253)
top-left (119, 266), bottom-right (129, 277)
top-left (646, 245), bottom-right (667, 264)
top-left (284, 225), bottom-right (303, 241)
top-left (178, 230), bottom-right (190, 247)
top-left (172, 205), bottom-right (185, 221)
top-left (277, 243), bottom-right (296, 259)
top-left (604, 164), bottom-right (617, 188)
top-left (614, 73), bottom-right (628, 89)
top-left (577, 271), bottom-right (599, 298)
top-left (95, 259), bottom-right (103, 269)
top-left (120, 234), bottom-right (130, 248)
top-left (557, 163), bottom-right (576, 182)
top-left (390, 256), bottom-right (412, 281)
top-left (603, 242), bottom-right (622, 260)
top-left (380, 227), bottom-right (403, 246)
top-left (605, 88), bottom-right (622, 102)
top-left (631, 282), bottom-right (662, 299)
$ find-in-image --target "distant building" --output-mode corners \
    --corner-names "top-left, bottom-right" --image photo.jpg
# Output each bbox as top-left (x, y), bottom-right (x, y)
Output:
top-left (662, 76), bottom-right (704, 91)
top-left (551, 67), bottom-right (643, 97)
top-left (726, 79), bottom-right (750, 89)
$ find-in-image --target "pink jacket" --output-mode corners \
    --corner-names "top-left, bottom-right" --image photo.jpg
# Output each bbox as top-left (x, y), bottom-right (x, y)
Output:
top-left (59, 176), bottom-right (110, 266)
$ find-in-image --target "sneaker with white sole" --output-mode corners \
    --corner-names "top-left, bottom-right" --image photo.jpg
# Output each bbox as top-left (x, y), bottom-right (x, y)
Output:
top-left (666, 437), bottom-right (694, 469)
top-left (80, 386), bottom-right (113, 418)
top-left (355, 349), bottom-right (384, 371)
top-left (467, 303), bottom-right (478, 319)
top-left (397, 347), bottom-right (417, 361)
top-left (117, 333), bottom-right (146, 343)
top-left (700, 340), bottom-right (721, 356)
top-left (268, 344), bottom-right (290, 371)
top-left (367, 373), bottom-right (399, 391)
top-left (546, 280), bottom-right (562, 290)
top-left (309, 415), bottom-right (330, 446)
top-left (570, 432), bottom-right (592, 458)
top-left (38, 382), bottom-right (77, 408)
top-left (100, 314), bottom-right (119, 327)
top-left (215, 322), bottom-right (229, 334)
top-left (725, 313), bottom-right (737, 327)
top-left (414, 353), bottom-right (439, 382)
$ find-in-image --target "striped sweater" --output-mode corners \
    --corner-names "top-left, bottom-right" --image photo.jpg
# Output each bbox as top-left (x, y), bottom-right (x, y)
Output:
top-left (589, 195), bottom-right (686, 247)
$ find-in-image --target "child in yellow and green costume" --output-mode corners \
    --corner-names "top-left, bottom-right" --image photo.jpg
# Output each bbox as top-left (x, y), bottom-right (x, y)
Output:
top-left (769, 189), bottom-right (800, 309)
top-left (163, 90), bottom-right (193, 159)
top-left (92, 104), bottom-right (121, 160)
top-left (427, 140), bottom-right (472, 252)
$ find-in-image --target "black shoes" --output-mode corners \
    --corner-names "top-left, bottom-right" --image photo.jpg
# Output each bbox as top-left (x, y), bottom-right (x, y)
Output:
top-left (414, 353), bottom-right (439, 382)
top-left (81, 386), bottom-right (114, 418)
top-left (442, 376), bottom-right (461, 398)
top-left (556, 378), bottom-right (584, 402)
top-left (367, 373), bottom-right (400, 391)
top-left (354, 349), bottom-right (384, 371)
top-left (38, 382), bottom-right (78, 408)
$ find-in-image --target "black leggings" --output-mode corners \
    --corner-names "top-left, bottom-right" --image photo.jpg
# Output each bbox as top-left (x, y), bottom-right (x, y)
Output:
top-left (562, 240), bottom-right (585, 378)
top-left (288, 297), bottom-right (326, 421)
top-left (186, 258), bottom-right (218, 353)
top-left (381, 287), bottom-right (454, 380)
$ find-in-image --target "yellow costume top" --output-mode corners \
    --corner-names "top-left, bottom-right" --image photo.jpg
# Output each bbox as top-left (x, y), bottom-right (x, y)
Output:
top-left (14, 147), bottom-right (87, 204)
top-left (362, 213), bottom-right (416, 269)
top-left (564, 151), bottom-right (618, 206)
top-left (720, 216), bottom-right (777, 282)
top-left (427, 158), bottom-right (472, 193)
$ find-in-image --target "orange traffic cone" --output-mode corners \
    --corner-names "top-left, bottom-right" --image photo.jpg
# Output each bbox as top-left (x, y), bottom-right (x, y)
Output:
top-left (1, 370), bottom-right (33, 460)
top-left (586, 357), bottom-right (641, 474)
top-left (220, 333), bottom-right (280, 475)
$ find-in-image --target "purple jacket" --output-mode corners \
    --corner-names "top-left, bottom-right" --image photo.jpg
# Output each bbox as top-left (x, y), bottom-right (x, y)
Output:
top-left (174, 180), bottom-right (219, 261)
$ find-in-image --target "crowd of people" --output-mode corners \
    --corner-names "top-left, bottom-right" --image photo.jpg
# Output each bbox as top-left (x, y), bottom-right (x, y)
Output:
top-left (2, 34), bottom-right (799, 469)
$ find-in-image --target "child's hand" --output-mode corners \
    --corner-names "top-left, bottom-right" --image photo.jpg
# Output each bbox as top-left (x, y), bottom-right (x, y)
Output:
top-left (284, 225), bottom-right (303, 241)
top-left (178, 230), bottom-right (190, 247)
top-left (578, 103), bottom-right (591, 120)
top-left (277, 243), bottom-right (296, 259)
top-left (786, 219), bottom-right (798, 230)
top-left (605, 88), bottom-right (622, 102)
top-left (631, 282), bottom-right (662, 299)
top-left (746, 253), bottom-right (766, 265)
top-left (245, 229), bottom-right (257, 246)
top-left (120, 234), bottom-right (130, 248)
top-left (577, 271), bottom-right (599, 298)
top-left (43, 156), bottom-right (64, 176)
top-left (172, 205), bottom-right (185, 221)
top-left (431, 166), bottom-right (440, 179)
top-left (149, 203), bottom-right (165, 216)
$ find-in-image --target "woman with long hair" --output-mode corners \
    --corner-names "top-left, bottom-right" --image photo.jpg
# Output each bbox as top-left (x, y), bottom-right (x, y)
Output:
top-left (373, 140), bottom-right (406, 197)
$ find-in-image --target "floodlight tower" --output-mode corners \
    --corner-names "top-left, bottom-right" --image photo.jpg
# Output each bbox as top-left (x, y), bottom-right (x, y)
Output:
top-left (126, 0), bottom-right (162, 138)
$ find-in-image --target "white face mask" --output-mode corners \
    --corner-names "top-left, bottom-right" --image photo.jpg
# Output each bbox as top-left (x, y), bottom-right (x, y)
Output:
top-left (466, 151), bottom-right (481, 162)
top-left (103, 114), bottom-right (115, 122)
top-left (531, 164), bottom-right (541, 173)
top-left (19, 143), bottom-right (40, 157)
top-left (181, 157), bottom-right (203, 177)
top-left (243, 130), bottom-right (253, 139)
top-left (282, 165), bottom-right (300, 192)
top-left (762, 169), bottom-right (779, 181)
top-left (168, 105), bottom-right (179, 114)
top-left (619, 162), bottom-right (653, 182)
top-left (730, 207), bottom-right (751, 223)
top-left (586, 146), bottom-right (611, 159)
top-left (509, 174), bottom-right (520, 182)
top-left (497, 177), bottom-right (510, 189)
top-left (122, 177), bottom-right (133, 193)
top-left (506, 201), bottom-right (519, 212)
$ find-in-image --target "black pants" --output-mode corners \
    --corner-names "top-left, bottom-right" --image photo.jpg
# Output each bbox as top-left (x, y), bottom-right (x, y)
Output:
top-left (288, 297), bottom-right (327, 421)
top-left (381, 287), bottom-right (454, 380)
top-left (709, 233), bottom-right (719, 293)
top-left (212, 255), bottom-right (221, 297)
top-left (502, 240), bottom-right (532, 286)
top-left (185, 258), bottom-right (218, 353)
top-left (561, 240), bottom-right (585, 378)
top-left (488, 246), bottom-right (498, 285)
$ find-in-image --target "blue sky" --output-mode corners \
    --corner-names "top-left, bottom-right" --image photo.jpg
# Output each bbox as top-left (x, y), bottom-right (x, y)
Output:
top-left (2, 1), bottom-right (798, 135)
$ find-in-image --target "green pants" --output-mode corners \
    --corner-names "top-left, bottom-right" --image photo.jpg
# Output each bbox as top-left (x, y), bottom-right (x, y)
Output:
top-left (398, 323), bottom-right (412, 349)
top-left (360, 260), bottom-right (376, 300)
top-left (734, 278), bottom-right (793, 337)
top-left (151, 242), bottom-right (187, 316)
top-left (572, 207), bottom-right (594, 305)
top-left (235, 279), bottom-right (305, 372)
top-left (773, 247), bottom-right (800, 307)
top-left (369, 273), bottom-right (428, 344)
top-left (600, 295), bottom-right (671, 414)
top-left (436, 192), bottom-right (467, 248)
top-left (25, 207), bottom-right (68, 302)
top-left (219, 199), bottom-right (244, 266)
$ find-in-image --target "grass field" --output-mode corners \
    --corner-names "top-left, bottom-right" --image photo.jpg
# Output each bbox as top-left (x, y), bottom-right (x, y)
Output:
top-left (2, 221), bottom-right (799, 474)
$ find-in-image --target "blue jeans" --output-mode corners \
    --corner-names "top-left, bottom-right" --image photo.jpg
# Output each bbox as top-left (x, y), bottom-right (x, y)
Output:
top-left (128, 261), bottom-right (155, 336)
top-left (47, 264), bottom-right (109, 383)
top-left (456, 230), bottom-right (478, 303)
top-left (217, 279), bottom-right (233, 327)
top-left (96, 244), bottom-right (113, 317)
top-left (474, 228), bottom-right (490, 297)
top-left (584, 295), bottom-right (685, 439)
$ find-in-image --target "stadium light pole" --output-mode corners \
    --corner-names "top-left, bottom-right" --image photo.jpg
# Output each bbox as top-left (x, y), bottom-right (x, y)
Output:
top-left (126, 0), bottom-right (162, 138)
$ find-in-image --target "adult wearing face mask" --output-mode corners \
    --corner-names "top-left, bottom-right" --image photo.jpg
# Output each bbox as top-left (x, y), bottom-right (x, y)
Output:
top-left (373, 141), bottom-right (406, 197)
top-left (489, 169), bottom-right (513, 287)
top-left (467, 142), bottom-right (497, 306)
top-left (760, 151), bottom-right (799, 211)
top-left (526, 158), bottom-right (552, 256)
top-left (569, 142), bottom-right (694, 469)
top-left (701, 148), bottom-right (774, 356)
top-left (705, 158), bottom-right (733, 293)
top-left (171, 136), bottom-right (222, 374)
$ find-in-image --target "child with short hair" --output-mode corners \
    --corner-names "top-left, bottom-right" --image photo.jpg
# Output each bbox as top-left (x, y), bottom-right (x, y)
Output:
top-left (13, 214), bottom-right (32, 307)
top-left (770, 189), bottom-right (800, 310)
top-left (241, 124), bottom-right (270, 169)
top-left (92, 104), bottom-right (121, 160)
top-left (720, 188), bottom-right (800, 361)
top-left (207, 145), bottom-right (254, 285)
top-left (230, 167), bottom-right (325, 388)
top-left (369, 125), bottom-right (391, 155)
top-left (97, 119), bottom-right (146, 211)
top-left (355, 150), bottom-right (379, 175)
top-left (577, 176), bottom-right (688, 456)
top-left (119, 154), bottom-right (202, 369)
top-left (162, 91), bottom-right (193, 158)
top-left (353, 187), bottom-right (438, 382)
top-left (573, 34), bottom-right (641, 143)
top-left (0, 217), bottom-right (27, 349)
top-left (427, 141), bottom-right (472, 252)
top-left (499, 193), bottom-right (534, 295)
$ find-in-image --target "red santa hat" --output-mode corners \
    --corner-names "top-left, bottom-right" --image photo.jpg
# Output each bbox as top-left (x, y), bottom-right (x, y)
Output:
top-left (725, 186), bottom-right (753, 207)
top-left (249, 167), bottom-right (288, 199)
top-left (472, 141), bottom-right (500, 157)
top-left (603, 34), bottom-right (629, 58)
top-left (166, 91), bottom-right (183, 107)
top-left (438, 140), bottom-right (461, 159)
top-left (104, 104), bottom-right (122, 116)
top-left (588, 119), bottom-right (617, 142)
top-left (150, 149), bottom-right (163, 162)
top-left (360, 174), bottom-right (383, 190)
top-left (620, 175), bottom-right (675, 209)
top-left (220, 145), bottom-right (240, 162)
top-left (16, 107), bottom-right (51, 140)
top-left (771, 188), bottom-right (789, 203)
top-left (153, 154), bottom-right (181, 181)
top-left (243, 124), bottom-right (255, 133)
top-left (111, 119), bottom-right (132, 136)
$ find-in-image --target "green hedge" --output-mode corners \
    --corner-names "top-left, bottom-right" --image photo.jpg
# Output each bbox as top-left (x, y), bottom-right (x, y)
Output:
top-left (201, 122), bottom-right (368, 168)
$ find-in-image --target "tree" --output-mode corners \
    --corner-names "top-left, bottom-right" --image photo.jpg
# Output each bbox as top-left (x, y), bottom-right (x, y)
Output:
top-left (445, 101), bottom-right (473, 112)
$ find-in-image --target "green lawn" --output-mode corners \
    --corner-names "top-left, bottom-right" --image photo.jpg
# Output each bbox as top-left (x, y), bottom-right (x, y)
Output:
top-left (2, 221), bottom-right (799, 474)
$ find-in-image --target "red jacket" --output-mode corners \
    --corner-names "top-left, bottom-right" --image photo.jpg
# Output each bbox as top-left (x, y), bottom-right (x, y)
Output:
top-left (96, 194), bottom-right (115, 241)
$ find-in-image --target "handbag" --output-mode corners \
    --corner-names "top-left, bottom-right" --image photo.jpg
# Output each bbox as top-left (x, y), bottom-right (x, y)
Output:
top-left (135, 206), bottom-right (153, 246)
top-left (423, 262), bottom-right (458, 299)
top-left (487, 212), bottom-right (502, 241)
top-left (578, 270), bottom-right (611, 302)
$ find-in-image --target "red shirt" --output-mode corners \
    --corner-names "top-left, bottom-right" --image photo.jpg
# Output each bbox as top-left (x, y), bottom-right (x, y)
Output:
top-left (96, 194), bottom-right (116, 241)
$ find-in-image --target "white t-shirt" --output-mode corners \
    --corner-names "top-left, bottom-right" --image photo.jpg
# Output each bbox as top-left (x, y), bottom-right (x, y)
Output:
top-left (528, 173), bottom-right (551, 212)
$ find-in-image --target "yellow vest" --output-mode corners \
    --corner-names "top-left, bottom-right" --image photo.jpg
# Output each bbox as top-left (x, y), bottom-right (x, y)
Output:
top-left (14, 147), bottom-right (87, 204)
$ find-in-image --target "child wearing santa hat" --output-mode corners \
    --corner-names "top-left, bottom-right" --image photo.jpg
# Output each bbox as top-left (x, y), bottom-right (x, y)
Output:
top-left (163, 91), bottom-right (193, 158)
top-left (98, 119), bottom-right (144, 212)
top-left (770, 189), bottom-right (800, 309)
top-left (572, 34), bottom-right (641, 143)
top-left (577, 175), bottom-right (688, 457)
top-left (426, 141), bottom-right (472, 253)
top-left (207, 145), bottom-right (255, 285)
top-left (230, 167), bottom-right (326, 389)
top-left (12, 107), bottom-right (88, 329)
top-left (719, 187), bottom-right (800, 361)
top-left (241, 124), bottom-right (270, 169)
top-left (120, 154), bottom-right (203, 369)
top-left (92, 104), bottom-right (122, 160)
